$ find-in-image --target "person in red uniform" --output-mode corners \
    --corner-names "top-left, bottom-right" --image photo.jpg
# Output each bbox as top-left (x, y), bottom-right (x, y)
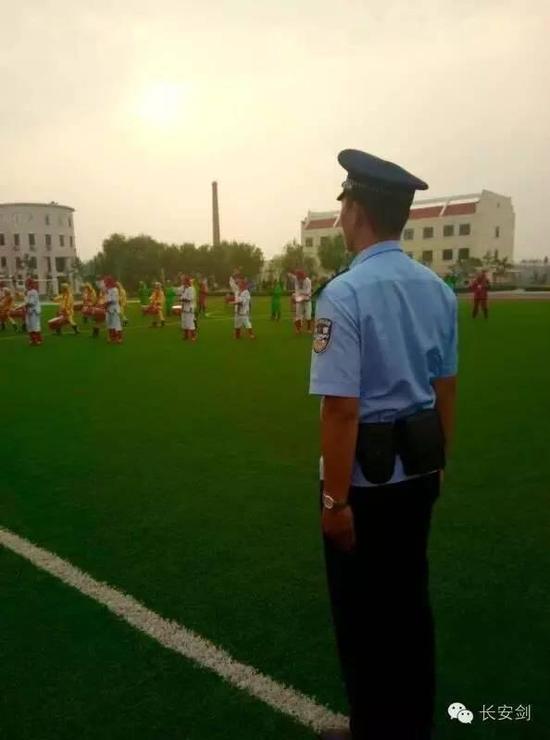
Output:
top-left (471, 270), bottom-right (490, 319)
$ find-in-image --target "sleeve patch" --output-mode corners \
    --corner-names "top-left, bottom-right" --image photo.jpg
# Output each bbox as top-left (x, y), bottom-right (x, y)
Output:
top-left (313, 318), bottom-right (333, 354)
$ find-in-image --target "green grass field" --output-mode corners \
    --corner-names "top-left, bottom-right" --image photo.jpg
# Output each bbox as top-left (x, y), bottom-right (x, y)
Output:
top-left (1, 297), bottom-right (549, 740)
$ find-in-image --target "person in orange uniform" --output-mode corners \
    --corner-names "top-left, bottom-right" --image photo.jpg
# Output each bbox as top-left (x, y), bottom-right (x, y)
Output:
top-left (0, 283), bottom-right (19, 332)
top-left (82, 283), bottom-right (97, 324)
top-left (145, 282), bottom-right (165, 327)
top-left (49, 283), bottom-right (80, 335)
top-left (116, 280), bottom-right (129, 326)
top-left (91, 281), bottom-right (107, 338)
top-left (81, 282), bottom-right (97, 323)
top-left (198, 277), bottom-right (208, 317)
top-left (471, 270), bottom-right (490, 319)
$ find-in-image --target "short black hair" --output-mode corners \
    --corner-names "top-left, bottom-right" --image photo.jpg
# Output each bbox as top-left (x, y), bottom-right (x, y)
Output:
top-left (345, 187), bottom-right (414, 239)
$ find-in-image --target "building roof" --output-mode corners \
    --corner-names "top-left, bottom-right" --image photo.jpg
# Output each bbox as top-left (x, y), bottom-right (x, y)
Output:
top-left (0, 202), bottom-right (75, 212)
top-left (441, 202), bottom-right (477, 216)
top-left (409, 206), bottom-right (444, 220)
top-left (303, 191), bottom-right (493, 231)
top-left (305, 216), bottom-right (340, 230)
top-left (303, 210), bottom-right (341, 231)
top-left (409, 194), bottom-right (480, 220)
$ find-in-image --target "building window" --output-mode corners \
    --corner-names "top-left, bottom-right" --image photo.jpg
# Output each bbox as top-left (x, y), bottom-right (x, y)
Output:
top-left (320, 236), bottom-right (330, 247)
top-left (70, 236), bottom-right (74, 248)
top-left (59, 235), bottom-right (65, 247)
top-left (45, 215), bottom-right (50, 225)
top-left (305, 237), bottom-right (313, 248)
top-left (443, 225), bottom-right (454, 237)
top-left (55, 257), bottom-right (66, 273)
top-left (29, 256), bottom-right (37, 270)
top-left (494, 249), bottom-right (499, 258)
top-left (422, 250), bottom-right (433, 263)
top-left (403, 228), bottom-right (414, 241)
top-left (423, 227), bottom-right (434, 239)
top-left (459, 223), bottom-right (471, 236)
top-left (45, 234), bottom-right (52, 248)
top-left (458, 248), bottom-right (470, 260)
top-left (442, 249), bottom-right (453, 261)
top-left (0, 233), bottom-right (4, 246)
top-left (495, 226), bottom-right (500, 238)
top-left (0, 257), bottom-right (7, 268)
top-left (16, 257), bottom-right (23, 269)
top-left (14, 233), bottom-right (20, 247)
top-left (46, 257), bottom-right (52, 272)
top-left (28, 233), bottom-right (36, 247)
top-left (68, 217), bottom-right (72, 228)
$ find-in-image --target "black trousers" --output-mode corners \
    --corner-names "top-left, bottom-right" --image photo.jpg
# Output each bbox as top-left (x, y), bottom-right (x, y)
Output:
top-left (323, 473), bottom-right (440, 740)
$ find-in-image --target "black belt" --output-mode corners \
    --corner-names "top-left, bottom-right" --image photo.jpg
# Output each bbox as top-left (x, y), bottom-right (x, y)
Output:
top-left (356, 408), bottom-right (446, 485)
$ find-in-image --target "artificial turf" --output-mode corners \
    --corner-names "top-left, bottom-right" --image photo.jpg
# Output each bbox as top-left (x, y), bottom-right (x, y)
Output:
top-left (1, 297), bottom-right (549, 739)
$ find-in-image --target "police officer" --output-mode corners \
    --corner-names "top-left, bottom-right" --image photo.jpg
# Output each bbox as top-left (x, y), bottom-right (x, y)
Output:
top-left (310, 150), bottom-right (458, 740)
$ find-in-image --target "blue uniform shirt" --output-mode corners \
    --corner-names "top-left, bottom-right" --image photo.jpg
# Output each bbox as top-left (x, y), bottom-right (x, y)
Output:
top-left (309, 240), bottom-right (458, 487)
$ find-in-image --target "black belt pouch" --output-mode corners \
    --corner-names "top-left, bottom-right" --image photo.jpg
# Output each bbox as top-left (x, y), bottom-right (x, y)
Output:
top-left (396, 409), bottom-right (446, 476)
top-left (355, 422), bottom-right (396, 485)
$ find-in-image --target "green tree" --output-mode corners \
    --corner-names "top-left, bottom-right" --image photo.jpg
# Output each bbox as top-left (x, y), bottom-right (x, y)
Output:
top-left (280, 241), bottom-right (317, 278)
top-left (83, 235), bottom-right (265, 292)
top-left (450, 256), bottom-right (483, 284)
top-left (318, 234), bottom-right (349, 274)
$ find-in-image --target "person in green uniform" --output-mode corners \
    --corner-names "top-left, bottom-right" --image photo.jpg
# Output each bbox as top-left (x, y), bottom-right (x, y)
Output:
top-left (138, 281), bottom-right (149, 306)
top-left (271, 280), bottom-right (283, 320)
top-left (444, 272), bottom-right (457, 292)
top-left (165, 280), bottom-right (176, 318)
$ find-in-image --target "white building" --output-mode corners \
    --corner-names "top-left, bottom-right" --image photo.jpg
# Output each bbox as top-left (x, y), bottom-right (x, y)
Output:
top-left (301, 211), bottom-right (342, 273)
top-left (301, 189), bottom-right (515, 276)
top-left (0, 202), bottom-right (78, 295)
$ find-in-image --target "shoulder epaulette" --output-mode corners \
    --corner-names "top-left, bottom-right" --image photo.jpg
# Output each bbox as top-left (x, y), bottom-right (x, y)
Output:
top-left (313, 268), bottom-right (349, 298)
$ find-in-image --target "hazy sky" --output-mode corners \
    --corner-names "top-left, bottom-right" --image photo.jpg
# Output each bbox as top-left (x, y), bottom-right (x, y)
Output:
top-left (1, 0), bottom-right (549, 260)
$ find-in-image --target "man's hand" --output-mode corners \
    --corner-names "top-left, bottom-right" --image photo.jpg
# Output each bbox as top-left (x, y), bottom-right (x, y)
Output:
top-left (322, 506), bottom-right (356, 552)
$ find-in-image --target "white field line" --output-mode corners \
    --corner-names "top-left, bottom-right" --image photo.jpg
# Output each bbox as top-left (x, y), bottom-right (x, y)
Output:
top-left (0, 526), bottom-right (346, 733)
top-left (0, 314), bottom-right (285, 342)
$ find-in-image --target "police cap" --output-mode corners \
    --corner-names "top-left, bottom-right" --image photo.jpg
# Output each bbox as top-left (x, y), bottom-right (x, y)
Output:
top-left (337, 149), bottom-right (428, 201)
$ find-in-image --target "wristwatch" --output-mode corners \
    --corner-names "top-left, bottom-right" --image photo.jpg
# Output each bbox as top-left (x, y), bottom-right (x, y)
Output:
top-left (322, 493), bottom-right (349, 511)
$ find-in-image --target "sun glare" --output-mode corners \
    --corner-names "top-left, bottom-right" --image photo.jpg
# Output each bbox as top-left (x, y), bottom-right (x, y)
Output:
top-left (135, 81), bottom-right (189, 129)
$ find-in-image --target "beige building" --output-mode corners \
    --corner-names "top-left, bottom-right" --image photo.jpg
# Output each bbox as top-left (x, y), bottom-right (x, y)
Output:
top-left (0, 202), bottom-right (78, 295)
top-left (301, 189), bottom-right (515, 276)
top-left (301, 211), bottom-right (342, 272)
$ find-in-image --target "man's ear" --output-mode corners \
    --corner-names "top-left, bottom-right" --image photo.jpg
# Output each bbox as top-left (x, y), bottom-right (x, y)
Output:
top-left (348, 199), bottom-right (362, 229)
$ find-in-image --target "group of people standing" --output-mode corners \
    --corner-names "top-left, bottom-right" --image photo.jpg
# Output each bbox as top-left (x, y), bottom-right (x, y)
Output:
top-left (141, 277), bottom-right (200, 341)
top-left (0, 280), bottom-right (78, 343)
top-left (138, 278), bottom-right (209, 321)
top-left (0, 278), bottom-right (130, 345)
top-left (0, 271), bottom-right (245, 346)
top-left (0, 264), bottom-right (491, 350)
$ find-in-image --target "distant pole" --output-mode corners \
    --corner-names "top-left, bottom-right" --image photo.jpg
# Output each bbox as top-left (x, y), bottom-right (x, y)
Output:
top-left (212, 181), bottom-right (221, 247)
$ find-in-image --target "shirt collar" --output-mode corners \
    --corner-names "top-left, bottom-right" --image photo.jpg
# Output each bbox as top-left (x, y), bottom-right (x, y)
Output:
top-left (350, 240), bottom-right (403, 269)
